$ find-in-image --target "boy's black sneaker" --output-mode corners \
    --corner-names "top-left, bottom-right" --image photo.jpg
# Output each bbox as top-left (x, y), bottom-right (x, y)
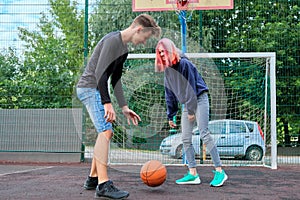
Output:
top-left (83, 176), bottom-right (98, 190)
top-left (95, 180), bottom-right (129, 199)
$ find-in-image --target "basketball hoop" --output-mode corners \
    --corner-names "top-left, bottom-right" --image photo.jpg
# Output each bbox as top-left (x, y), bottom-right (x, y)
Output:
top-left (174, 0), bottom-right (198, 11)
top-left (176, 0), bottom-right (189, 10)
top-left (171, 0), bottom-right (195, 23)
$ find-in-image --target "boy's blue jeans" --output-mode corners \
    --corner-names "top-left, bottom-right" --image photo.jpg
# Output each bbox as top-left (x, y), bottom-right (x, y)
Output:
top-left (76, 88), bottom-right (112, 133)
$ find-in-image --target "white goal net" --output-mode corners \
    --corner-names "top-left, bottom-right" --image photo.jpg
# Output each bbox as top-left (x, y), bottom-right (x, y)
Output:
top-left (108, 52), bottom-right (276, 169)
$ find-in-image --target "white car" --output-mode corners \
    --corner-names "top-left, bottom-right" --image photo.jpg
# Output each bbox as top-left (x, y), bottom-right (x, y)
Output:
top-left (159, 119), bottom-right (265, 161)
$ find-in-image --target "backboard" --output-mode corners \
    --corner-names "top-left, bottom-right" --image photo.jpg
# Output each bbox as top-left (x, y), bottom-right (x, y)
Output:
top-left (132, 0), bottom-right (233, 12)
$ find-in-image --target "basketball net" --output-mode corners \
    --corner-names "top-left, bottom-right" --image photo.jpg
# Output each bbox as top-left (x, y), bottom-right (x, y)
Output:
top-left (171, 0), bottom-right (195, 23)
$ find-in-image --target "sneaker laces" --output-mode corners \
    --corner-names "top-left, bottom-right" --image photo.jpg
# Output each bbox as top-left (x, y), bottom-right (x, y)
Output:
top-left (183, 172), bottom-right (189, 177)
top-left (105, 182), bottom-right (120, 192)
top-left (213, 170), bottom-right (221, 181)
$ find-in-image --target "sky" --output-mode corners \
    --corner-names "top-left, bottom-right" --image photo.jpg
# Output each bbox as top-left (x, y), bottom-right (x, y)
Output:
top-left (0, 0), bottom-right (49, 50)
top-left (0, 0), bottom-right (96, 52)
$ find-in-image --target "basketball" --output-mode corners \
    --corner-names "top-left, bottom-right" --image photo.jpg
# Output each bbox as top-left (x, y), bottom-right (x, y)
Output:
top-left (140, 160), bottom-right (167, 187)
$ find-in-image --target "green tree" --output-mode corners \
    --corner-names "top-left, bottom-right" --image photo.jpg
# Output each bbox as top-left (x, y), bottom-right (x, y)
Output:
top-left (89, 0), bottom-right (185, 52)
top-left (86, 1), bottom-right (299, 147)
top-left (204, 0), bottom-right (300, 145)
top-left (17, 0), bottom-right (85, 108)
top-left (0, 48), bottom-right (21, 108)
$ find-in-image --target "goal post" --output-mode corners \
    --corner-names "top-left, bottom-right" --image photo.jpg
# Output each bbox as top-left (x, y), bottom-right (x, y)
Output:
top-left (110, 52), bottom-right (276, 169)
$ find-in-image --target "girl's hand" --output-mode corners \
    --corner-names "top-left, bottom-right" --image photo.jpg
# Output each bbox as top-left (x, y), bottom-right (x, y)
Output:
top-left (188, 114), bottom-right (195, 122)
top-left (168, 120), bottom-right (177, 128)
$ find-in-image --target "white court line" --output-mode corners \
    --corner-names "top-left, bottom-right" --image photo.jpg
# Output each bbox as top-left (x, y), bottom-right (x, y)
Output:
top-left (0, 166), bottom-right (54, 176)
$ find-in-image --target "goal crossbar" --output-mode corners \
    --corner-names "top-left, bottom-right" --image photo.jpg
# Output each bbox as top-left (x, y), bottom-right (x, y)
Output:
top-left (128, 52), bottom-right (276, 59)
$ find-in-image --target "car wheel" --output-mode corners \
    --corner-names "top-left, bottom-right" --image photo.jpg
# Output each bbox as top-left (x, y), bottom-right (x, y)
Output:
top-left (175, 144), bottom-right (183, 159)
top-left (245, 146), bottom-right (263, 161)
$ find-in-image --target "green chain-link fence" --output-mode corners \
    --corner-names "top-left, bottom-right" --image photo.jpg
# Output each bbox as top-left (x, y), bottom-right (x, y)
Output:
top-left (0, 0), bottom-right (299, 165)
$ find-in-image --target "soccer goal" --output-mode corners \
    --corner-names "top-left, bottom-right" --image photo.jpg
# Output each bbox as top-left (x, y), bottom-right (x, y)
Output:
top-left (109, 52), bottom-right (277, 169)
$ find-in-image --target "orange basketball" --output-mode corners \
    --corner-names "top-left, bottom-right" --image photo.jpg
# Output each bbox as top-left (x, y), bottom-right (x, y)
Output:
top-left (140, 160), bottom-right (167, 187)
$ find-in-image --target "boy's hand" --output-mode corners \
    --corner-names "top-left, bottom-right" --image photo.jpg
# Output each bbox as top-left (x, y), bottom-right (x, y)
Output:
top-left (122, 106), bottom-right (141, 126)
top-left (104, 103), bottom-right (116, 123)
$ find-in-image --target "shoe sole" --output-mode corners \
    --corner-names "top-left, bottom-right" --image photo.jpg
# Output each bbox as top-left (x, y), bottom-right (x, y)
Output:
top-left (176, 177), bottom-right (201, 185)
top-left (84, 184), bottom-right (97, 190)
top-left (94, 193), bottom-right (129, 200)
top-left (84, 186), bottom-right (97, 190)
top-left (210, 174), bottom-right (228, 187)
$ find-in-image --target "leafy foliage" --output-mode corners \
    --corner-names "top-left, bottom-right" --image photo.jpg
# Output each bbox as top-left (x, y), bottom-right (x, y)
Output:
top-left (16, 0), bottom-right (85, 108)
top-left (0, 0), bottom-right (298, 146)
top-left (0, 48), bottom-right (21, 108)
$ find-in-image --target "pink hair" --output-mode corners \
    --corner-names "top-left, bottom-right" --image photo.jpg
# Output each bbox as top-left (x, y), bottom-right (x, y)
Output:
top-left (155, 38), bottom-right (181, 72)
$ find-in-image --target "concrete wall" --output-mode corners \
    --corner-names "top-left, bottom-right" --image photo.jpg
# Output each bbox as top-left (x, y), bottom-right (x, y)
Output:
top-left (0, 108), bottom-right (83, 163)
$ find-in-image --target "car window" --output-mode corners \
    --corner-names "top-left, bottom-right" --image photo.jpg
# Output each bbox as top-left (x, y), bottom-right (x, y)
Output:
top-left (245, 122), bottom-right (254, 132)
top-left (229, 121), bottom-right (246, 134)
top-left (209, 121), bottom-right (226, 134)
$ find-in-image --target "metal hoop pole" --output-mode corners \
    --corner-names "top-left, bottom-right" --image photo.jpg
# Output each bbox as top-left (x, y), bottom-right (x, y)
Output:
top-left (179, 10), bottom-right (187, 53)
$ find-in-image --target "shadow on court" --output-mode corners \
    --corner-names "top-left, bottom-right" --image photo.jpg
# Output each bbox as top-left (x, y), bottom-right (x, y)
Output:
top-left (0, 161), bottom-right (299, 200)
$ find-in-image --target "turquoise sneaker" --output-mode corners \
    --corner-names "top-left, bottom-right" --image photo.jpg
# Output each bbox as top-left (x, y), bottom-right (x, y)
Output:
top-left (210, 170), bottom-right (228, 187)
top-left (176, 172), bottom-right (201, 185)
